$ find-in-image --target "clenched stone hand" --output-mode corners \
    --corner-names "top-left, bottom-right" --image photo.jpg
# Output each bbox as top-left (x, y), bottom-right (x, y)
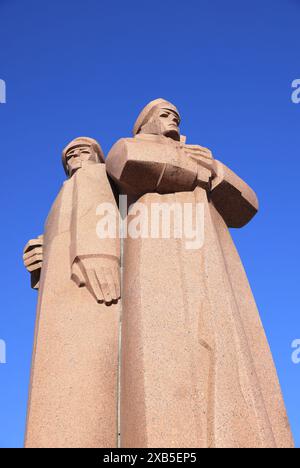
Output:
top-left (23, 235), bottom-right (43, 289)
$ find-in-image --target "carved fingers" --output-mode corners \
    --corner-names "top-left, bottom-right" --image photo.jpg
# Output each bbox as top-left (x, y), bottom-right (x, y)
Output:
top-left (184, 144), bottom-right (213, 160)
top-left (71, 259), bottom-right (86, 287)
top-left (23, 236), bottom-right (44, 273)
top-left (89, 264), bottom-right (121, 304)
top-left (96, 264), bottom-right (121, 303)
top-left (88, 268), bottom-right (105, 303)
top-left (184, 144), bottom-right (217, 177)
top-left (71, 256), bottom-right (121, 306)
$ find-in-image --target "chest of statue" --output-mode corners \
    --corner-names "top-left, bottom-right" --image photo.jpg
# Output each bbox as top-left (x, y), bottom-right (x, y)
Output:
top-left (109, 135), bottom-right (213, 197)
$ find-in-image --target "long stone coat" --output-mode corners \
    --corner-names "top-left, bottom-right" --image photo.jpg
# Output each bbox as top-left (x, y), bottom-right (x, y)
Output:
top-left (25, 164), bottom-right (120, 448)
top-left (106, 133), bottom-right (293, 448)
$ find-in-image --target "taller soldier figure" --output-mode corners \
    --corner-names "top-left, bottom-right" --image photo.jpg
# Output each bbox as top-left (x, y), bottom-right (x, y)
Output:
top-left (106, 99), bottom-right (293, 449)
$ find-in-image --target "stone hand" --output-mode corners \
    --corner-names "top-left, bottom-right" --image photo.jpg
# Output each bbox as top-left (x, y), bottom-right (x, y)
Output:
top-left (184, 144), bottom-right (218, 177)
top-left (23, 235), bottom-right (44, 273)
top-left (71, 255), bottom-right (121, 305)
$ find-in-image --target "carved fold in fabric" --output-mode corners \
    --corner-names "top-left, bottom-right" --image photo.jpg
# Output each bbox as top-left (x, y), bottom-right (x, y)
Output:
top-left (25, 161), bottom-right (120, 448)
top-left (106, 130), bottom-right (293, 449)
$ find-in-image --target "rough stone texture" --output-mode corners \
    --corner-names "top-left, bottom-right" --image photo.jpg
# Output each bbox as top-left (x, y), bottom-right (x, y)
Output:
top-left (24, 139), bottom-right (120, 448)
top-left (106, 99), bottom-right (294, 449)
top-left (23, 102), bottom-right (294, 449)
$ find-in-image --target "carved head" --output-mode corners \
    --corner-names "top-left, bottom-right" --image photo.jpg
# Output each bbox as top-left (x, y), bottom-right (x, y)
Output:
top-left (62, 137), bottom-right (105, 177)
top-left (133, 98), bottom-right (181, 141)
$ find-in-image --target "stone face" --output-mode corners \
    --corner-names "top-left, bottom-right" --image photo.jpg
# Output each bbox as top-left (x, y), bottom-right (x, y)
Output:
top-left (105, 99), bottom-right (294, 448)
top-left (24, 138), bottom-right (120, 448)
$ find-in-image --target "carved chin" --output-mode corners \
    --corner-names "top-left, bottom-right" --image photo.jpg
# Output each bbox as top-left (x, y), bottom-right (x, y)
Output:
top-left (68, 163), bottom-right (82, 176)
top-left (72, 162), bottom-right (82, 170)
top-left (163, 128), bottom-right (180, 141)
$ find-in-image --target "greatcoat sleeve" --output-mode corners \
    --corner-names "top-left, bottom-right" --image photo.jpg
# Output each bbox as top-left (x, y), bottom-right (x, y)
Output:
top-left (210, 160), bottom-right (259, 228)
top-left (106, 138), bottom-right (258, 229)
top-left (70, 163), bottom-right (120, 265)
top-left (106, 138), bottom-right (209, 196)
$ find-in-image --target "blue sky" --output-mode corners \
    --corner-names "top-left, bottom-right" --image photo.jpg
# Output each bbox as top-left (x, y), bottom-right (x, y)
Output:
top-left (0, 0), bottom-right (299, 448)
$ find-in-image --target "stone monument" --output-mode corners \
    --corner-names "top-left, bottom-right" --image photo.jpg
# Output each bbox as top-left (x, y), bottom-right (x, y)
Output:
top-left (24, 103), bottom-right (294, 448)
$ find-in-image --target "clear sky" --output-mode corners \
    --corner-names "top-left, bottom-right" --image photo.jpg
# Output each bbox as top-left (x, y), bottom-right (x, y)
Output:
top-left (0, 0), bottom-right (299, 448)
